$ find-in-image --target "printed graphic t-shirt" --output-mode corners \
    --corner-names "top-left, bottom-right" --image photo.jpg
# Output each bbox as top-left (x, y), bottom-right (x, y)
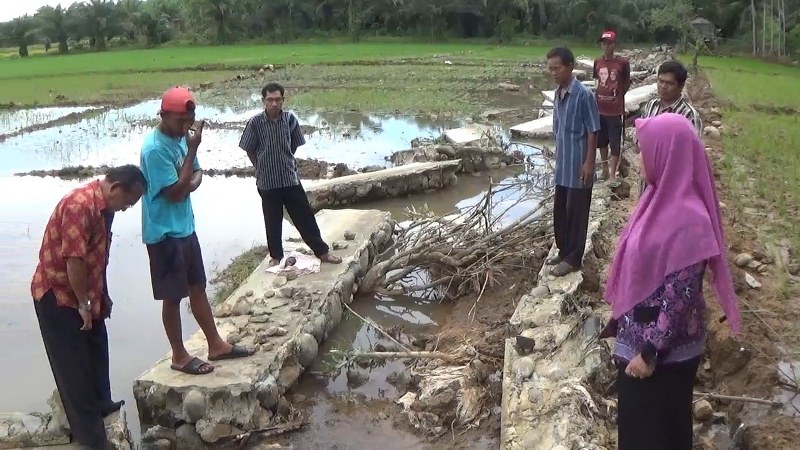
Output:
top-left (593, 56), bottom-right (631, 116)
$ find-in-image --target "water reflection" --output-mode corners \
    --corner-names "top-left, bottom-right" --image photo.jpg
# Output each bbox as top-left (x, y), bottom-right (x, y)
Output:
top-left (0, 96), bottom-right (461, 176)
top-left (0, 106), bottom-right (97, 135)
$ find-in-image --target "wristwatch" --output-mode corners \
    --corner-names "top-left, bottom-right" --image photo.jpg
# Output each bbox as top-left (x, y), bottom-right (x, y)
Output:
top-left (78, 300), bottom-right (93, 312)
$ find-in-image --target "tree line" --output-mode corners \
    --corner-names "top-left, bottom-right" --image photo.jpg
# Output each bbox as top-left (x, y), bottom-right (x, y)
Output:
top-left (1, 0), bottom-right (798, 58)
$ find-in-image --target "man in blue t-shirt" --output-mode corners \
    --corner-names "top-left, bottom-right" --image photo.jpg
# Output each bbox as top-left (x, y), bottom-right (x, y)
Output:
top-left (140, 87), bottom-right (252, 375)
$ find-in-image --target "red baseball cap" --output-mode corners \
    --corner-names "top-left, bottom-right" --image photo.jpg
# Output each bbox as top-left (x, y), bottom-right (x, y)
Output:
top-left (599, 30), bottom-right (617, 43)
top-left (160, 86), bottom-right (195, 114)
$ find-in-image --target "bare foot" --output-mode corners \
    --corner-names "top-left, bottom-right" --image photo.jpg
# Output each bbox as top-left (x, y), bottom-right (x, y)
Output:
top-left (319, 253), bottom-right (342, 264)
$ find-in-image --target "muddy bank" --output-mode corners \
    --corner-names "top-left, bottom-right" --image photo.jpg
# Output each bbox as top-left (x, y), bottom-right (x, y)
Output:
top-left (686, 72), bottom-right (800, 448)
top-left (14, 158), bottom-right (358, 181)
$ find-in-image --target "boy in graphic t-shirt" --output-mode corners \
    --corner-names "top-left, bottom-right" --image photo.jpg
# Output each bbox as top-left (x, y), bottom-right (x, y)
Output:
top-left (593, 30), bottom-right (631, 186)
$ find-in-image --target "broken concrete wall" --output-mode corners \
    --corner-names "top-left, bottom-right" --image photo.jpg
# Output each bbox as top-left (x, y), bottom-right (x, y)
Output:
top-left (501, 192), bottom-right (617, 450)
top-left (134, 210), bottom-right (395, 448)
top-left (0, 390), bottom-right (132, 450)
top-left (306, 160), bottom-right (460, 211)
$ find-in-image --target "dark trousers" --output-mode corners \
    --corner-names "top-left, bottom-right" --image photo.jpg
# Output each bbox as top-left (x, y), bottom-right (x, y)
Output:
top-left (258, 183), bottom-right (329, 260)
top-left (34, 290), bottom-right (110, 449)
top-left (617, 357), bottom-right (700, 450)
top-left (553, 185), bottom-right (593, 267)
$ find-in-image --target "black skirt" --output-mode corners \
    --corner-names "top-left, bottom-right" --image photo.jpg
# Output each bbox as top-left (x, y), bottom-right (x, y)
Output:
top-left (616, 357), bottom-right (701, 450)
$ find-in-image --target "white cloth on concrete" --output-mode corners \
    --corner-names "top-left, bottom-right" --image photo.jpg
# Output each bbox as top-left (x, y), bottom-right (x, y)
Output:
top-left (265, 251), bottom-right (321, 276)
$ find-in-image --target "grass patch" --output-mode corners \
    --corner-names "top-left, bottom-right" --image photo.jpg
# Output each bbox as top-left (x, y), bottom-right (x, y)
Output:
top-left (0, 42), bottom-right (592, 107)
top-left (0, 70), bottom-right (240, 106)
top-left (703, 56), bottom-right (800, 249)
top-left (210, 245), bottom-right (269, 304)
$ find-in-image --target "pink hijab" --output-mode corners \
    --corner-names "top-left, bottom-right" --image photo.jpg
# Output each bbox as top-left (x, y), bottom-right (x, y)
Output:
top-left (604, 113), bottom-right (740, 333)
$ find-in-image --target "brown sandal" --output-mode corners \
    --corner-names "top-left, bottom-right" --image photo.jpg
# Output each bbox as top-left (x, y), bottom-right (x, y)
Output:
top-left (319, 253), bottom-right (342, 264)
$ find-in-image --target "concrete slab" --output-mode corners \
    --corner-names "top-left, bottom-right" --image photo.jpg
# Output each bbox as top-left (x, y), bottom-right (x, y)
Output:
top-left (625, 83), bottom-right (657, 112)
top-left (133, 209), bottom-right (394, 445)
top-left (305, 160), bottom-right (460, 210)
top-left (443, 124), bottom-right (494, 145)
top-left (509, 116), bottom-right (552, 139)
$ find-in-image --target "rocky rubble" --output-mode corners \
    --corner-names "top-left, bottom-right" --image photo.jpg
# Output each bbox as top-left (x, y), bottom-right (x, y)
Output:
top-left (0, 390), bottom-right (132, 449)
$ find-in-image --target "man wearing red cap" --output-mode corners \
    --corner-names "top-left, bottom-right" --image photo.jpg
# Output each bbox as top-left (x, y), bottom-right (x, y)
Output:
top-left (593, 30), bottom-right (631, 186)
top-left (140, 87), bottom-right (253, 376)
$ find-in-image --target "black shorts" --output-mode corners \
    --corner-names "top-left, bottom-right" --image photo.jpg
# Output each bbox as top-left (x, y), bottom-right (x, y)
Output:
top-left (146, 232), bottom-right (207, 301)
top-left (597, 115), bottom-right (624, 156)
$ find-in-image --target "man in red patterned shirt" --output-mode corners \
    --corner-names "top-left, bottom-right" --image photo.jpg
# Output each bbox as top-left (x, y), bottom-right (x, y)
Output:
top-left (593, 30), bottom-right (631, 186)
top-left (31, 165), bottom-right (146, 449)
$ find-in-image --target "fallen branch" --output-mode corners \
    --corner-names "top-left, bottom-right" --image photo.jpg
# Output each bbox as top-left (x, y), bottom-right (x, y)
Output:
top-left (330, 349), bottom-right (458, 362)
top-left (693, 391), bottom-right (782, 407)
top-left (343, 302), bottom-right (412, 353)
top-left (232, 420), bottom-right (305, 447)
top-left (359, 163), bottom-right (554, 299)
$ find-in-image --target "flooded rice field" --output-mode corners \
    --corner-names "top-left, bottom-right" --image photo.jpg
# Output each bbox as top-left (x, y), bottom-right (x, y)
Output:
top-left (0, 90), bottom-right (543, 446)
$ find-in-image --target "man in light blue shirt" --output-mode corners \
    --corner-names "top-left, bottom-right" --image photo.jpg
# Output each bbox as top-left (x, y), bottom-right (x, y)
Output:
top-left (140, 87), bottom-right (252, 376)
top-left (546, 47), bottom-right (601, 277)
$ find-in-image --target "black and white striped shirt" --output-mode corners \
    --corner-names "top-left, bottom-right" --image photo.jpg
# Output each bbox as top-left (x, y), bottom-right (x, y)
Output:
top-left (641, 96), bottom-right (703, 133)
top-left (239, 111), bottom-right (306, 190)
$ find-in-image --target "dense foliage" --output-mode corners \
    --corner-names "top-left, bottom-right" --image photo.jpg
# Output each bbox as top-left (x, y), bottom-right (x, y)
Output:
top-left (1, 0), bottom-right (798, 57)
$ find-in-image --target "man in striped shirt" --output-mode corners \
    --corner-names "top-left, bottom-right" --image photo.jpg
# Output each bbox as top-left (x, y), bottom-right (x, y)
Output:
top-left (546, 47), bottom-right (602, 277)
top-left (637, 60), bottom-right (703, 195)
top-left (239, 82), bottom-right (342, 266)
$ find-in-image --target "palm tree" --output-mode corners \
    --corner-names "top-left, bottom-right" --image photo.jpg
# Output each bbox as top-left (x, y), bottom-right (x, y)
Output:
top-left (9, 16), bottom-right (36, 57)
top-left (36, 5), bottom-right (71, 53)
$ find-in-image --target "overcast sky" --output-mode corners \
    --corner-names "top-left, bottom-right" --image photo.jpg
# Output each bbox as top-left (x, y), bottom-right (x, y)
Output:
top-left (1, 1), bottom-right (78, 22)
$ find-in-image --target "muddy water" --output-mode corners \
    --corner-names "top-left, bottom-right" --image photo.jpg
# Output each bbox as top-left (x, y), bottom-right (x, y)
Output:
top-left (0, 97), bottom-right (541, 446)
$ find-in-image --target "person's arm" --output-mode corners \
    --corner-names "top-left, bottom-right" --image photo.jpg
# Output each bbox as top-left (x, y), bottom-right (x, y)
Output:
top-left (688, 107), bottom-right (704, 135)
top-left (239, 117), bottom-right (260, 166)
top-left (639, 264), bottom-right (704, 364)
top-left (189, 155), bottom-right (202, 192)
top-left (621, 60), bottom-right (632, 94)
top-left (289, 114), bottom-right (306, 155)
top-left (60, 203), bottom-right (92, 309)
top-left (583, 92), bottom-right (601, 165)
top-left (592, 59), bottom-right (598, 80)
top-left (141, 146), bottom-right (194, 203)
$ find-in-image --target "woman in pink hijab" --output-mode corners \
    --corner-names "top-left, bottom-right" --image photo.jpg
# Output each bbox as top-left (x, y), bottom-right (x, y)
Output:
top-left (600, 113), bottom-right (740, 450)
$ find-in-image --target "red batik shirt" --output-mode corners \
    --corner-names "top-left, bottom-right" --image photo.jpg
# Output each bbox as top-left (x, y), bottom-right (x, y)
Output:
top-left (31, 180), bottom-right (111, 319)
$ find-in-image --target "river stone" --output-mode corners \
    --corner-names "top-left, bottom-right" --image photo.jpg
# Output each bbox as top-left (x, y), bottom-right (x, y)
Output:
top-left (344, 230), bottom-right (356, 240)
top-left (530, 285), bottom-right (550, 298)
top-left (256, 377), bottom-right (279, 410)
top-left (153, 439), bottom-right (172, 450)
top-left (233, 297), bottom-right (252, 316)
top-left (143, 425), bottom-right (175, 443)
top-left (197, 420), bottom-right (240, 443)
top-left (693, 400), bottom-right (714, 421)
top-left (183, 390), bottom-right (207, 423)
top-left (734, 253), bottom-right (753, 268)
top-left (20, 414), bottom-right (42, 433)
top-left (175, 423), bottom-right (203, 450)
top-left (296, 333), bottom-right (319, 367)
top-left (512, 357), bottom-right (535, 381)
top-left (266, 326), bottom-right (288, 337)
top-left (273, 277), bottom-right (288, 288)
top-left (263, 290), bottom-right (276, 299)
top-left (249, 314), bottom-right (270, 324)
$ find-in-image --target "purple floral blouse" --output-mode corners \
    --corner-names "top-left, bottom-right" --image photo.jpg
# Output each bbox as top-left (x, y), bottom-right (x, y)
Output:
top-left (610, 262), bottom-right (707, 365)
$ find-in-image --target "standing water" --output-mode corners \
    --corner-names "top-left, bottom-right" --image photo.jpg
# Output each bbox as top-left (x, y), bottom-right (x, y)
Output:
top-left (0, 90), bottom-right (543, 446)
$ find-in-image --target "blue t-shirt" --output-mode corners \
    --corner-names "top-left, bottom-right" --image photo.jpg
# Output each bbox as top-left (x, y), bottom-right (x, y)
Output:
top-left (140, 129), bottom-right (201, 245)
